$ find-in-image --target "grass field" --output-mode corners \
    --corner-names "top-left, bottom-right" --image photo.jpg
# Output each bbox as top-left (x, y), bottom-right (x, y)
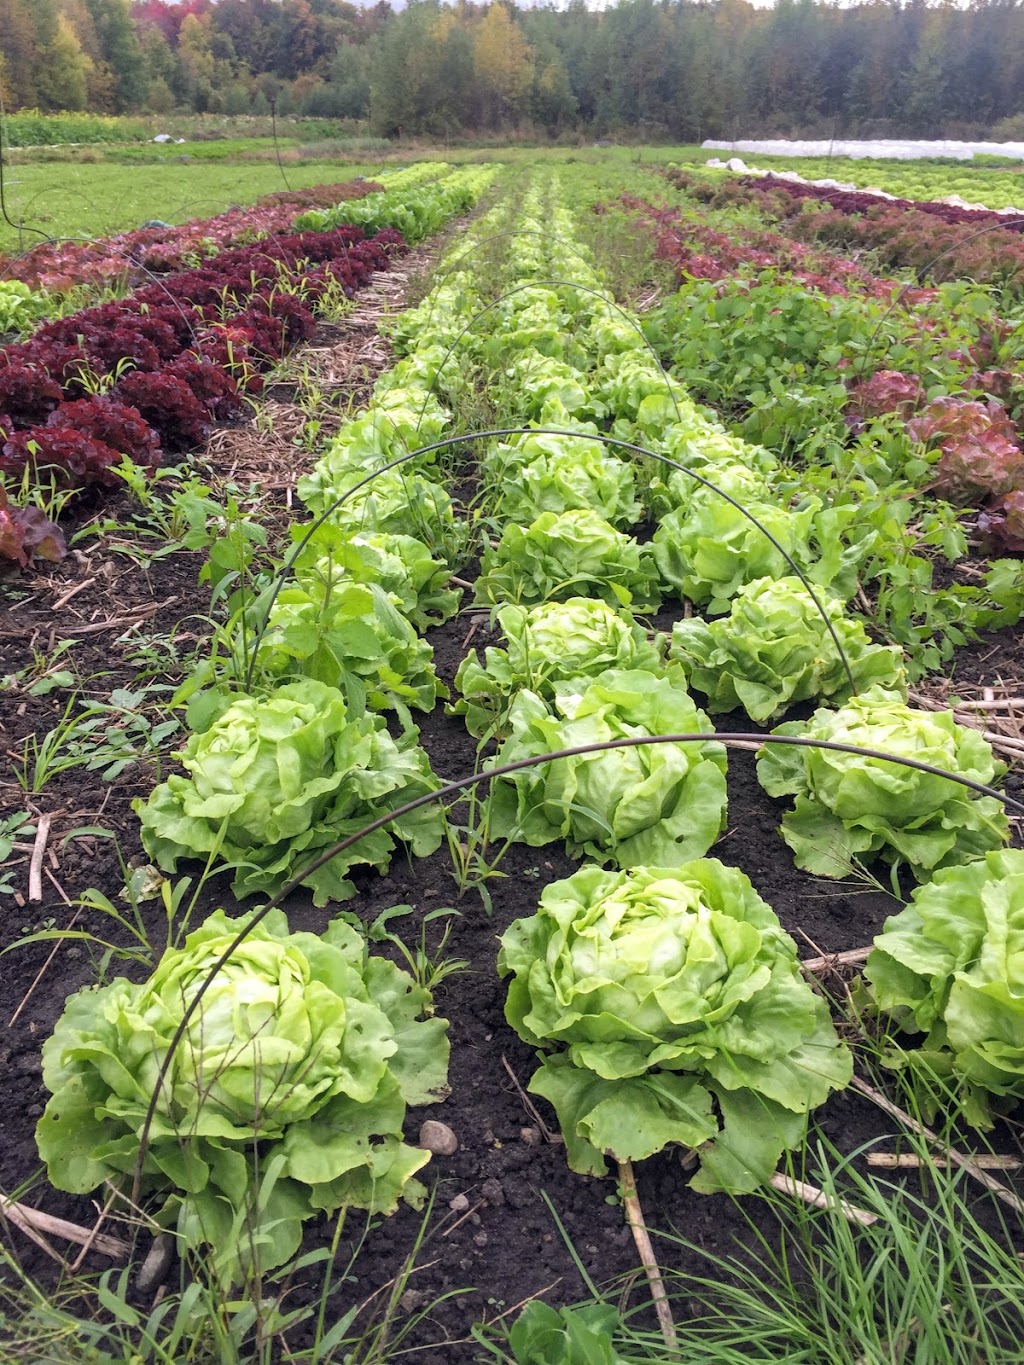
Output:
top-left (0, 144), bottom-right (699, 249)
top-left (0, 157), bottom-right (384, 251)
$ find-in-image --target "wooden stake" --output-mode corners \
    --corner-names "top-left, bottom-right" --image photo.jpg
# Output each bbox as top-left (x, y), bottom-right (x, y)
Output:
top-left (27, 813), bottom-right (53, 904)
top-left (618, 1158), bottom-right (677, 1357)
top-left (0, 1196), bottom-right (129, 1260)
top-left (799, 945), bottom-right (872, 975)
top-left (867, 1151), bottom-right (1022, 1171)
top-left (768, 1172), bottom-right (877, 1226)
top-left (852, 1077), bottom-right (1024, 1214)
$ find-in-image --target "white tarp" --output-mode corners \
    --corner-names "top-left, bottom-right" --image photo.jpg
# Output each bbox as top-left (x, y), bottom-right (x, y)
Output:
top-left (702, 138), bottom-right (1024, 162)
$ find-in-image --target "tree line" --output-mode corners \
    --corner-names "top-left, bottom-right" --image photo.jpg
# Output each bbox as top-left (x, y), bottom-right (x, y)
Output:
top-left (2, 0), bottom-right (1024, 141)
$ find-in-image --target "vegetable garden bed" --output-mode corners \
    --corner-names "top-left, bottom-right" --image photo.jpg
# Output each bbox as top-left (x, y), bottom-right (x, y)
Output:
top-left (2, 158), bottom-right (1024, 1362)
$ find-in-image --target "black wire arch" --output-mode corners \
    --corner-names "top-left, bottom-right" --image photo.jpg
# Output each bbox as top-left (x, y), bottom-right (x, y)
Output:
top-left (131, 726), bottom-right (1024, 1199)
top-left (242, 426), bottom-right (858, 697)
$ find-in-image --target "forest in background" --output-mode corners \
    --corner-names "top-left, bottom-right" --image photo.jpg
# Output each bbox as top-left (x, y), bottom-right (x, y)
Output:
top-left (2, 0), bottom-right (1024, 142)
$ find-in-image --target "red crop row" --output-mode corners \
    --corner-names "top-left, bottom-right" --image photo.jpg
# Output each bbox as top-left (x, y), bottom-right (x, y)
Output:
top-left (0, 219), bottom-right (405, 567)
top-left (607, 192), bottom-right (933, 302)
top-left (0, 180), bottom-right (383, 295)
top-left (667, 170), bottom-right (1024, 292)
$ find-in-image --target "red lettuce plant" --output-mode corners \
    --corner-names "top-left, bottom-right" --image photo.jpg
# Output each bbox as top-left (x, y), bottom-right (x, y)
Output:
top-left (0, 364), bottom-right (63, 427)
top-left (908, 396), bottom-right (1024, 503)
top-left (244, 293), bottom-right (316, 347)
top-left (0, 485), bottom-right (66, 566)
top-left (165, 357), bottom-right (246, 423)
top-left (113, 372), bottom-right (211, 452)
top-left (47, 397), bottom-right (161, 471)
top-left (846, 370), bottom-right (924, 423)
top-left (1, 427), bottom-right (124, 487)
top-left (978, 490), bottom-right (1024, 552)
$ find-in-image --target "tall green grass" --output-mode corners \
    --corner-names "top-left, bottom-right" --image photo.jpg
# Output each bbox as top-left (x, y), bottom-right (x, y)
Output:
top-left (479, 1128), bottom-right (1024, 1364)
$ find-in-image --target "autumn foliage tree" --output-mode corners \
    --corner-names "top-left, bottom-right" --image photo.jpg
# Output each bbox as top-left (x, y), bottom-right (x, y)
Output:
top-left (1, 0), bottom-right (1024, 141)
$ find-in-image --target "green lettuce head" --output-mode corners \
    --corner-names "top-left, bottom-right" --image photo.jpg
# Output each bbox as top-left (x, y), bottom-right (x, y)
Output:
top-left (493, 437), bottom-right (641, 528)
top-left (757, 686), bottom-right (1009, 882)
top-left (453, 597), bottom-right (666, 738)
top-left (134, 680), bottom-right (443, 905)
top-left (866, 849), bottom-right (1024, 1130)
top-left (296, 466), bottom-right (466, 563)
top-left (473, 509), bottom-right (661, 612)
top-left (652, 494), bottom-right (819, 614)
top-left (499, 862), bottom-right (852, 1192)
top-left (292, 527), bottom-right (460, 630)
top-left (486, 668), bottom-right (727, 866)
top-left (296, 388), bottom-right (449, 511)
top-left (670, 576), bottom-right (908, 722)
top-left (37, 909), bottom-right (450, 1284)
top-left (243, 581), bottom-right (445, 722)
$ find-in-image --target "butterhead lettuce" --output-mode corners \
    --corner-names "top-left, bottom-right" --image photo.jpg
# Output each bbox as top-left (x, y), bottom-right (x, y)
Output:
top-left (757, 686), bottom-right (1009, 881)
top-left (866, 849), bottom-right (1024, 1129)
top-left (134, 680), bottom-right (443, 905)
top-left (499, 861), bottom-right (852, 1192)
top-left (486, 668), bottom-right (727, 866)
top-left (37, 909), bottom-right (449, 1284)
top-left (453, 597), bottom-right (666, 739)
top-left (670, 576), bottom-right (908, 722)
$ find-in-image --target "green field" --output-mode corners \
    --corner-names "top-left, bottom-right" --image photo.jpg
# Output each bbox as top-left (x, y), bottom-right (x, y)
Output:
top-left (0, 157), bottom-right (384, 251)
top-left (0, 144), bottom-right (694, 250)
top-left (6, 138), bottom-right (1024, 253)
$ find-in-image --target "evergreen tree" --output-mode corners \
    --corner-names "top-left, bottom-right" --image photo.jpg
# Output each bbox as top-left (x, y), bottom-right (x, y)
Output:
top-left (85, 0), bottom-right (148, 110)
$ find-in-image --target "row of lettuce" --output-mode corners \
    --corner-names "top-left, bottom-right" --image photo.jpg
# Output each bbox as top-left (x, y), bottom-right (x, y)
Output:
top-left (598, 167), bottom-right (1024, 671)
top-left (33, 163), bottom-right (501, 1287)
top-left (0, 165), bottom-right (487, 568)
top-left (32, 167), bottom-right (1024, 1286)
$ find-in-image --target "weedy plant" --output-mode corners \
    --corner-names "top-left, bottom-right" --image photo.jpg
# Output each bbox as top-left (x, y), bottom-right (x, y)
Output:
top-left (1, 637), bottom-right (80, 697)
top-left (475, 1128), bottom-right (1024, 1364)
top-left (0, 811), bottom-right (36, 898)
top-left (365, 903), bottom-right (470, 997)
top-left (0, 1196), bottom-right (472, 1364)
top-left (12, 684), bottom-right (181, 792)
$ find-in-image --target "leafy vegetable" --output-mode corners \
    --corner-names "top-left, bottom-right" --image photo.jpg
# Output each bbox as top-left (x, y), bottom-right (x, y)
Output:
top-left (0, 485), bottom-right (66, 566)
top-left (865, 849), bottom-right (1024, 1129)
top-left (0, 280), bottom-right (50, 335)
top-left (37, 908), bottom-right (449, 1284)
top-left (487, 669), bottom-right (727, 866)
top-left (907, 396), bottom-right (1024, 504)
top-left (669, 576), bottom-right (907, 721)
top-left (297, 387), bottom-right (450, 512)
top-left (491, 433), bottom-right (640, 528)
top-left (978, 491), bottom-right (1024, 554)
top-left (298, 466), bottom-right (465, 560)
top-left (757, 686), bottom-right (1009, 882)
top-left (489, 1301), bottom-right (627, 1365)
top-left (134, 680), bottom-right (443, 905)
top-left (244, 581), bottom-right (445, 721)
top-left (454, 597), bottom-right (666, 739)
top-left (503, 354), bottom-right (605, 423)
top-left (499, 861), bottom-right (852, 1192)
top-left (292, 526), bottom-right (461, 630)
top-left (651, 490), bottom-right (819, 613)
top-left (473, 509), bottom-right (661, 611)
